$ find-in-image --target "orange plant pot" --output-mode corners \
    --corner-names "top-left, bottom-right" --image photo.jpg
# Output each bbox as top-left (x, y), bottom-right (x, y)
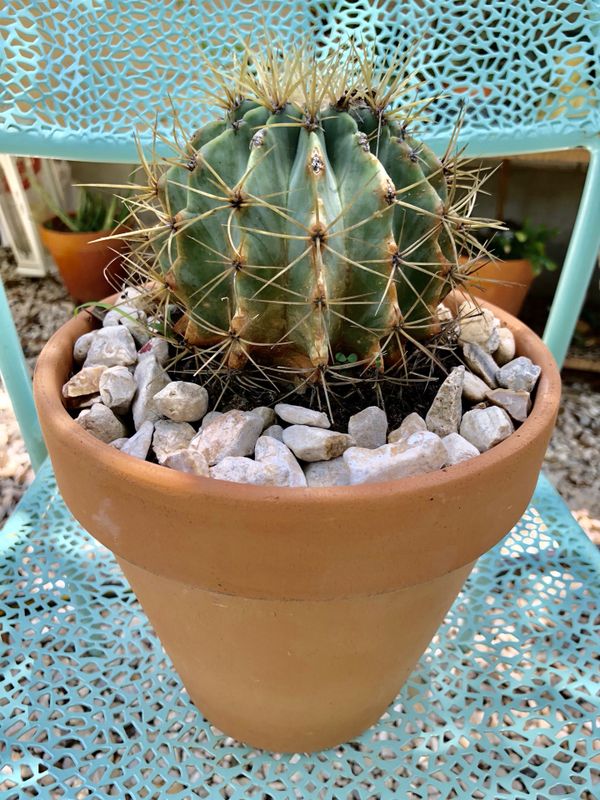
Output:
top-left (38, 220), bottom-right (126, 303)
top-left (463, 257), bottom-right (535, 317)
top-left (33, 302), bottom-right (560, 753)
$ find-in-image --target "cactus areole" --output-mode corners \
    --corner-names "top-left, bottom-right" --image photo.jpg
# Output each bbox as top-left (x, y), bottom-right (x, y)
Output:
top-left (129, 45), bottom-right (491, 399)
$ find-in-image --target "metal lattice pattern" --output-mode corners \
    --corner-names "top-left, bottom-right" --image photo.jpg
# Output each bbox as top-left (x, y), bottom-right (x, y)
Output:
top-left (0, 1), bottom-right (598, 160)
top-left (1, 463), bottom-right (598, 799)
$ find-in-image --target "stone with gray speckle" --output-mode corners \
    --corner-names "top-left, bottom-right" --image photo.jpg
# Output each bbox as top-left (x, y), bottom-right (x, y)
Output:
top-left (496, 357), bottom-right (541, 393)
top-left (348, 406), bottom-right (388, 449)
top-left (486, 388), bottom-right (532, 422)
top-left (304, 457), bottom-right (350, 487)
top-left (263, 424), bottom-right (284, 441)
top-left (425, 366), bottom-right (464, 437)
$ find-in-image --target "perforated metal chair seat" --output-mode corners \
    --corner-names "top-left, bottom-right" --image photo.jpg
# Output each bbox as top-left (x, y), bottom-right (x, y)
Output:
top-left (1, 462), bottom-right (598, 799)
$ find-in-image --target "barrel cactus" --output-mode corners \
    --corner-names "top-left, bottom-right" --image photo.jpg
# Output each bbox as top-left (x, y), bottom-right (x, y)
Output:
top-left (124, 44), bottom-right (493, 400)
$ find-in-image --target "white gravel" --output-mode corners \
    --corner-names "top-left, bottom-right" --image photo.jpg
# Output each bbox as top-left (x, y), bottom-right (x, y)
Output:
top-left (0, 249), bottom-right (598, 545)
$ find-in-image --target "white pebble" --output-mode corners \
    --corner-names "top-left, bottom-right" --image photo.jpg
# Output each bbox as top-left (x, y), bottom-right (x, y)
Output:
top-left (460, 406), bottom-right (514, 452)
top-left (153, 420), bottom-right (196, 464)
top-left (201, 411), bottom-right (222, 428)
top-left (388, 412), bottom-right (427, 443)
top-left (153, 381), bottom-right (209, 423)
top-left (249, 406), bottom-right (276, 430)
top-left (496, 357), bottom-right (541, 393)
top-left (348, 406), bottom-right (388, 449)
top-left (131, 355), bottom-right (170, 430)
top-left (304, 457), bottom-right (350, 487)
top-left (138, 337), bottom-right (170, 366)
top-left (99, 366), bottom-right (136, 414)
top-left (486, 388), bottom-right (532, 422)
top-left (495, 327), bottom-right (516, 366)
top-left (282, 425), bottom-right (353, 462)
top-left (83, 326), bottom-right (138, 368)
top-left (255, 435), bottom-right (307, 487)
top-left (274, 403), bottom-right (331, 429)
top-left (75, 403), bottom-right (127, 444)
top-left (73, 332), bottom-right (96, 363)
top-left (190, 410), bottom-right (263, 466)
top-left (209, 457), bottom-right (288, 486)
top-left (103, 304), bottom-right (149, 345)
top-left (162, 449), bottom-right (210, 477)
top-left (120, 421), bottom-right (154, 460)
top-left (442, 432), bottom-right (480, 465)
top-left (462, 370), bottom-right (490, 403)
top-left (458, 300), bottom-right (499, 352)
top-left (343, 431), bottom-right (446, 485)
top-left (263, 424), bottom-right (284, 441)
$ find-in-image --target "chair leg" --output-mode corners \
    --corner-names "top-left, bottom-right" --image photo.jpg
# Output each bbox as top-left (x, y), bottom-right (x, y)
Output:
top-left (543, 144), bottom-right (600, 368)
top-left (0, 278), bottom-right (47, 471)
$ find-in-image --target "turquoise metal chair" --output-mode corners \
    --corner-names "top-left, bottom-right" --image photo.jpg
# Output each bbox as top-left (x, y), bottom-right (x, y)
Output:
top-left (1, 2), bottom-right (599, 796)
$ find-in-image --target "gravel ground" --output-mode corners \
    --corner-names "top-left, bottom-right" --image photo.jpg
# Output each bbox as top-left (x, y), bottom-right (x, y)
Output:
top-left (0, 249), bottom-right (598, 544)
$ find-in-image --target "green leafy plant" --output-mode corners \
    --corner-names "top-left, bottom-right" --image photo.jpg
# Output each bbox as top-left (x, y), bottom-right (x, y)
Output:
top-left (40, 188), bottom-right (127, 234)
top-left (480, 219), bottom-right (558, 277)
top-left (116, 42), bottom-right (498, 401)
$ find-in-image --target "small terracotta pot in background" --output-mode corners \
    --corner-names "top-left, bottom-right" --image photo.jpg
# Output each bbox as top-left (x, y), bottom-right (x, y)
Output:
top-left (33, 302), bottom-right (560, 753)
top-left (462, 256), bottom-right (535, 317)
top-left (38, 219), bottom-right (126, 303)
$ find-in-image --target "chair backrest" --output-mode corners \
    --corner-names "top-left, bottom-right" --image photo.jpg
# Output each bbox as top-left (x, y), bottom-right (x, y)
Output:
top-left (1, 0), bottom-right (598, 162)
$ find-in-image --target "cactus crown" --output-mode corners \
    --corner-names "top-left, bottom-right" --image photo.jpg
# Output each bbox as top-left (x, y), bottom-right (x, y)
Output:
top-left (118, 43), bottom-right (497, 406)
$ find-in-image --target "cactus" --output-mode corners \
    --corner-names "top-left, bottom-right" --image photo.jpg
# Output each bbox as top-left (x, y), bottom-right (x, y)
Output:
top-left (123, 44), bottom-right (494, 399)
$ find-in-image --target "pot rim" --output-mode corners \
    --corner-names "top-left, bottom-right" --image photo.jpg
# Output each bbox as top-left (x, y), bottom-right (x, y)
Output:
top-left (34, 301), bottom-right (560, 506)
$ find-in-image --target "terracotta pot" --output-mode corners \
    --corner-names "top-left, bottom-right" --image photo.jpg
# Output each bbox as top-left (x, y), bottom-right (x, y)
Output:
top-left (462, 256), bottom-right (535, 317)
top-left (33, 303), bottom-right (560, 753)
top-left (38, 219), bottom-right (126, 303)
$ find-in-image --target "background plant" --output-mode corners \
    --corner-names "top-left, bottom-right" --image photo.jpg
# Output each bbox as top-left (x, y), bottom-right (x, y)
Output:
top-left (480, 219), bottom-right (558, 277)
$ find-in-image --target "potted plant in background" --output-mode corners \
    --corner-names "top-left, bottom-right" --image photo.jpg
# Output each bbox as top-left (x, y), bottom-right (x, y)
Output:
top-left (36, 187), bottom-right (128, 302)
top-left (464, 219), bottom-right (558, 316)
top-left (33, 44), bottom-right (561, 753)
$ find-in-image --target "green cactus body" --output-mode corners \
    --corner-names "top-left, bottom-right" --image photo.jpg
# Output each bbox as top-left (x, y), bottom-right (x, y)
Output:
top-left (142, 49), bottom-right (487, 387)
